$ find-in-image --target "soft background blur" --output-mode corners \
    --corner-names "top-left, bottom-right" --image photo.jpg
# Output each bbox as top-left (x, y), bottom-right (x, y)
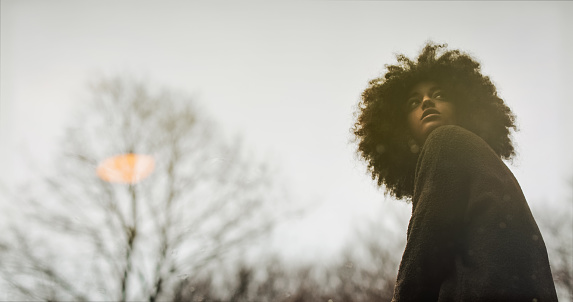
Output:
top-left (1, 1), bottom-right (572, 301)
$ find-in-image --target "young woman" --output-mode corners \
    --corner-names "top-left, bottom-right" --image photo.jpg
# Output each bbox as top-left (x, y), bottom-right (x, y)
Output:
top-left (353, 43), bottom-right (558, 301)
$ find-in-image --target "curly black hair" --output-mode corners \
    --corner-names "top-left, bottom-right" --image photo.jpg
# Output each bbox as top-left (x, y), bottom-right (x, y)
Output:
top-left (353, 42), bottom-right (516, 200)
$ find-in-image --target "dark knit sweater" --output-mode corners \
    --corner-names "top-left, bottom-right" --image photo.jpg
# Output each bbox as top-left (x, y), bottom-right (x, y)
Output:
top-left (392, 125), bottom-right (558, 302)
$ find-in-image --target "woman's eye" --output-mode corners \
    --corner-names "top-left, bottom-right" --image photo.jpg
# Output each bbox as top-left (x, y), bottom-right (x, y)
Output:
top-left (432, 91), bottom-right (444, 99)
top-left (407, 98), bottom-right (421, 110)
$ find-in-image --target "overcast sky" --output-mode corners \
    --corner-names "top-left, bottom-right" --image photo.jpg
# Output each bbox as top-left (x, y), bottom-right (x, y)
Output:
top-left (2, 1), bottom-right (572, 262)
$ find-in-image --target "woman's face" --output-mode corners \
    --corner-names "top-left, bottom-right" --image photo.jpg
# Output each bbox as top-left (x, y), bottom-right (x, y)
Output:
top-left (406, 81), bottom-right (457, 145)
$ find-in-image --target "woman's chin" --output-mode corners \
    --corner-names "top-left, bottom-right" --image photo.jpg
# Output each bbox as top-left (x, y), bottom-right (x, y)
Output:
top-left (420, 121), bottom-right (455, 144)
top-left (422, 121), bottom-right (445, 136)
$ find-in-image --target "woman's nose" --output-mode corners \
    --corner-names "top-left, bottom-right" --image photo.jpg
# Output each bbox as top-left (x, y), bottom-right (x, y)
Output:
top-left (421, 96), bottom-right (435, 110)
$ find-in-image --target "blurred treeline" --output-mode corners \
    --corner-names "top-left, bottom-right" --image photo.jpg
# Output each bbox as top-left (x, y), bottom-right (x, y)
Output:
top-left (172, 201), bottom-right (573, 301)
top-left (0, 76), bottom-right (571, 301)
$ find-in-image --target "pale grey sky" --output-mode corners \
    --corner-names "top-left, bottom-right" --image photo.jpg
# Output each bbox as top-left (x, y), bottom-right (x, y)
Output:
top-left (2, 1), bottom-right (572, 261)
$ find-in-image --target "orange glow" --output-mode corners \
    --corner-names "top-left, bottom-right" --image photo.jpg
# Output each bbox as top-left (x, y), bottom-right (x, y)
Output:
top-left (96, 154), bottom-right (155, 184)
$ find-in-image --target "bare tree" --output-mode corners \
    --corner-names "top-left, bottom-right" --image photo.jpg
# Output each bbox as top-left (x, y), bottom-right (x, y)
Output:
top-left (0, 76), bottom-right (290, 301)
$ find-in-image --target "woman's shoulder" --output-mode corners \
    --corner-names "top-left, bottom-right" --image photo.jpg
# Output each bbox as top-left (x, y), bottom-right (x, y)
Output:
top-left (420, 125), bottom-right (502, 168)
top-left (425, 125), bottom-right (479, 143)
top-left (423, 125), bottom-right (492, 153)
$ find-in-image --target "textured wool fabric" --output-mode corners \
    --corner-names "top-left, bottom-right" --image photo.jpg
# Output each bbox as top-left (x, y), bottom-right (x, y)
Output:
top-left (392, 125), bottom-right (557, 302)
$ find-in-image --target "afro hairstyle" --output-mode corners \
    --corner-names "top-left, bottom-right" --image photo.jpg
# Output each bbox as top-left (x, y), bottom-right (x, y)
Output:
top-left (352, 42), bottom-right (516, 200)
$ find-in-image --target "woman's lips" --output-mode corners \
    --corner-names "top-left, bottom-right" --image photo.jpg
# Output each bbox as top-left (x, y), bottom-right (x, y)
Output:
top-left (422, 113), bottom-right (440, 121)
top-left (421, 109), bottom-right (440, 120)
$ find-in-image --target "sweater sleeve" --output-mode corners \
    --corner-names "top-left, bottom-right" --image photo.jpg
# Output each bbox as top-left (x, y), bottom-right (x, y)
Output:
top-left (392, 125), bottom-right (494, 301)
